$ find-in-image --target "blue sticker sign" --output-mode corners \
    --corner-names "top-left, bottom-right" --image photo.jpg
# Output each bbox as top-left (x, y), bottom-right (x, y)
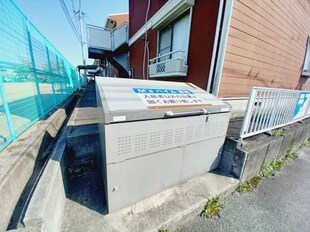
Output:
top-left (293, 91), bottom-right (310, 119)
top-left (132, 88), bottom-right (207, 107)
top-left (132, 88), bottom-right (193, 94)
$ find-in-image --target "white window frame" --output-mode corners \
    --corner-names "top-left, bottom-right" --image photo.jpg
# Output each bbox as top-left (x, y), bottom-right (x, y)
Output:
top-left (156, 8), bottom-right (193, 65)
top-left (302, 36), bottom-right (310, 77)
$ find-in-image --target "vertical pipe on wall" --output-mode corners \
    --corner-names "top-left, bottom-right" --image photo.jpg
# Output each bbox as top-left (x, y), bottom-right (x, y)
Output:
top-left (211, 0), bottom-right (234, 97)
top-left (143, 0), bottom-right (151, 80)
top-left (206, 0), bottom-right (224, 93)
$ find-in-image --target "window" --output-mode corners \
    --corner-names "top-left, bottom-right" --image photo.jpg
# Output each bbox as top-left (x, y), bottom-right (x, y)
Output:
top-left (302, 37), bottom-right (310, 77)
top-left (158, 12), bottom-right (190, 63)
top-left (148, 10), bottom-right (191, 78)
top-left (158, 26), bottom-right (173, 61)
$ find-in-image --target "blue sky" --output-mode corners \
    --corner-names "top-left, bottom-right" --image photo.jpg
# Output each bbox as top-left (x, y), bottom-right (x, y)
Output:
top-left (14, 0), bottom-right (128, 67)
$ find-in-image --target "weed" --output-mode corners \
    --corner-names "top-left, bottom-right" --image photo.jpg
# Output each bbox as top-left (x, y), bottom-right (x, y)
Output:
top-left (301, 139), bottom-right (309, 147)
top-left (270, 159), bottom-right (283, 171)
top-left (259, 165), bottom-right (275, 178)
top-left (200, 196), bottom-right (223, 219)
top-left (237, 176), bottom-right (262, 193)
top-left (230, 116), bottom-right (244, 121)
top-left (75, 89), bottom-right (84, 97)
top-left (272, 128), bottom-right (284, 137)
top-left (158, 228), bottom-right (170, 232)
top-left (237, 182), bottom-right (252, 193)
top-left (286, 149), bottom-right (298, 159)
top-left (249, 176), bottom-right (262, 188)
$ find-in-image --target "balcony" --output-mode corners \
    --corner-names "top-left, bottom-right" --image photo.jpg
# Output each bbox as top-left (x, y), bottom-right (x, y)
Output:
top-left (87, 23), bottom-right (128, 54)
top-left (148, 51), bottom-right (188, 78)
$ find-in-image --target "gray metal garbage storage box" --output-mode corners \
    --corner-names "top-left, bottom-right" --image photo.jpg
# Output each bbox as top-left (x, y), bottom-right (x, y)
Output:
top-left (96, 77), bottom-right (231, 213)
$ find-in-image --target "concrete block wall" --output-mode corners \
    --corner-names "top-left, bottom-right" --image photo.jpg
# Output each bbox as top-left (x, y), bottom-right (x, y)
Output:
top-left (220, 119), bottom-right (310, 181)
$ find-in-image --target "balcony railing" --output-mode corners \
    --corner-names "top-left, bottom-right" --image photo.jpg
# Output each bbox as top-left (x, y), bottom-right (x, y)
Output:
top-left (87, 23), bottom-right (128, 51)
top-left (148, 50), bottom-right (188, 78)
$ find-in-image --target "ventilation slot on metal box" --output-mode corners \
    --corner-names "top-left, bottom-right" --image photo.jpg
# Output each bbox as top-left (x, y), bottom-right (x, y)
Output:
top-left (163, 129), bottom-right (173, 146)
top-left (203, 124), bottom-right (212, 138)
top-left (194, 125), bottom-right (203, 139)
top-left (135, 133), bottom-right (147, 152)
top-left (150, 131), bottom-right (161, 149)
top-left (174, 128), bottom-right (184, 144)
top-left (117, 136), bottom-right (132, 155)
top-left (185, 126), bottom-right (194, 141)
top-left (210, 122), bottom-right (218, 137)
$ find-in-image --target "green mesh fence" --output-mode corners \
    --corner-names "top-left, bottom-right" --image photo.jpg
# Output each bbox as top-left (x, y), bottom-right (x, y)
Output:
top-left (0, 0), bottom-right (81, 152)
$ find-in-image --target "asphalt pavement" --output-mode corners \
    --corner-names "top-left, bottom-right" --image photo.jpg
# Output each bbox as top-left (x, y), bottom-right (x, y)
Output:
top-left (176, 146), bottom-right (310, 232)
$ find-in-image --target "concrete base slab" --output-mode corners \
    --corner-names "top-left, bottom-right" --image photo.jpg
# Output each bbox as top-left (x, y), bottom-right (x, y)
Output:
top-left (61, 172), bottom-right (239, 232)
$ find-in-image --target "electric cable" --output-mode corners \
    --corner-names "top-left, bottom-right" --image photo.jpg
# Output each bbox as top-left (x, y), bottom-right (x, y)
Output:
top-left (71, 0), bottom-right (80, 32)
top-left (59, 0), bottom-right (81, 42)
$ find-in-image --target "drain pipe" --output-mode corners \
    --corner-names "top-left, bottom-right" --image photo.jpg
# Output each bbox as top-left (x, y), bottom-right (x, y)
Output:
top-left (142, 0), bottom-right (151, 79)
top-left (206, 0), bottom-right (224, 93)
top-left (211, 0), bottom-right (234, 96)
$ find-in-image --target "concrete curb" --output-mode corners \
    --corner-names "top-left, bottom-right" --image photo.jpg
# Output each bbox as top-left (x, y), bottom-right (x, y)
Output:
top-left (0, 95), bottom-right (77, 232)
top-left (20, 96), bottom-right (85, 232)
top-left (22, 127), bottom-right (70, 232)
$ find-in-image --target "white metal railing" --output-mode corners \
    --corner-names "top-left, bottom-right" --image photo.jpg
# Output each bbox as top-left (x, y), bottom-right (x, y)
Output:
top-left (87, 23), bottom-right (128, 51)
top-left (149, 50), bottom-right (188, 77)
top-left (149, 50), bottom-right (186, 63)
top-left (87, 25), bottom-right (112, 50)
top-left (240, 87), bottom-right (310, 141)
top-left (113, 24), bottom-right (128, 50)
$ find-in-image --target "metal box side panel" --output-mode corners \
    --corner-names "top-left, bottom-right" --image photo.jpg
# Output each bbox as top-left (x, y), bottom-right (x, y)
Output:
top-left (96, 84), bottom-right (109, 200)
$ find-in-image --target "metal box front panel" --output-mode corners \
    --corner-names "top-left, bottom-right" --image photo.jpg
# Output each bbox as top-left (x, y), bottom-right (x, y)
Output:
top-left (105, 112), bottom-right (230, 164)
top-left (105, 137), bottom-right (225, 213)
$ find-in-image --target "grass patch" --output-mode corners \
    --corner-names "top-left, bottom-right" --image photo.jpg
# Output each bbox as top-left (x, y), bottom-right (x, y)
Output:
top-left (301, 139), bottom-right (309, 147)
top-left (238, 143), bottom-right (303, 195)
top-left (200, 196), bottom-right (223, 219)
top-left (237, 176), bottom-right (262, 193)
top-left (286, 148), bottom-right (298, 159)
top-left (272, 128), bottom-right (284, 137)
top-left (158, 229), bottom-right (170, 232)
top-left (249, 176), bottom-right (262, 188)
top-left (259, 165), bottom-right (275, 178)
top-left (237, 182), bottom-right (252, 193)
top-left (270, 159), bottom-right (283, 171)
top-left (260, 147), bottom-right (299, 178)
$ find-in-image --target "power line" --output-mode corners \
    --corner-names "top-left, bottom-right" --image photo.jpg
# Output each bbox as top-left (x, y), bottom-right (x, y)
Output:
top-left (84, 12), bottom-right (94, 25)
top-left (59, 0), bottom-right (80, 41)
top-left (70, 0), bottom-right (80, 33)
top-left (59, 0), bottom-right (81, 42)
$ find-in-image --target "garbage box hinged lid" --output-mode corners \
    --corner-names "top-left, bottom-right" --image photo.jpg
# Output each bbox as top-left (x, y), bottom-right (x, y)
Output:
top-left (96, 77), bottom-right (230, 123)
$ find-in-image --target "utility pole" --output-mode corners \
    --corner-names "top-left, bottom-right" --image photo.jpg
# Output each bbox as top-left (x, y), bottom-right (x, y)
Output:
top-left (76, 0), bottom-right (86, 66)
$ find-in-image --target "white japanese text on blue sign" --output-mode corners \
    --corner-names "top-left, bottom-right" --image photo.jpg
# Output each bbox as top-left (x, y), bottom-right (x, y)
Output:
top-left (133, 88), bottom-right (207, 107)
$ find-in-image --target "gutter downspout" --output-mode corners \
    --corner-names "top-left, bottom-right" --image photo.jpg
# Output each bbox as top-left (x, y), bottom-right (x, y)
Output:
top-left (207, 0), bottom-right (224, 93)
top-left (210, 0), bottom-right (234, 96)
